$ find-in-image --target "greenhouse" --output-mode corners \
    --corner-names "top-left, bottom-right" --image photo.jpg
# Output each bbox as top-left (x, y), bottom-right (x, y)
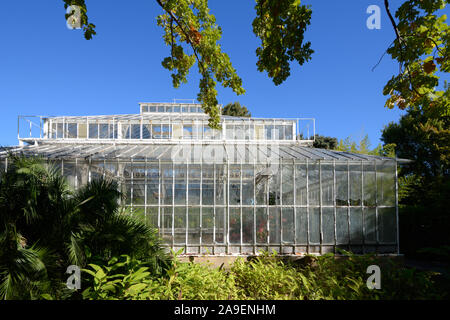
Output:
top-left (1, 102), bottom-right (402, 255)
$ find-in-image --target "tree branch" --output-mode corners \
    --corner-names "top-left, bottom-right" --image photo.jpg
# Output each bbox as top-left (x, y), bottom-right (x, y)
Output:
top-left (155, 0), bottom-right (206, 74)
top-left (384, 0), bottom-right (421, 97)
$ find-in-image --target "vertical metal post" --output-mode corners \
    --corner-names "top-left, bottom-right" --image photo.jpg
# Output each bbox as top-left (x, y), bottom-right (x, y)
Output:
top-left (213, 162), bottom-right (216, 255)
top-left (347, 160), bottom-right (351, 250)
top-left (333, 160), bottom-right (337, 254)
top-left (306, 159), bottom-right (310, 254)
top-left (266, 162), bottom-right (270, 250)
top-left (280, 160), bottom-right (283, 254)
top-left (240, 161), bottom-right (243, 253)
top-left (293, 160), bottom-right (297, 252)
top-left (253, 160), bottom-right (257, 255)
top-left (158, 159), bottom-right (161, 237)
top-left (200, 160), bottom-right (203, 252)
top-left (361, 160), bottom-right (365, 253)
top-left (186, 162), bottom-right (189, 253)
top-left (395, 159), bottom-right (400, 255)
top-left (375, 160), bottom-right (379, 250)
top-left (319, 161), bottom-right (323, 254)
top-left (75, 158), bottom-right (78, 190)
top-left (144, 157), bottom-right (148, 226)
top-left (130, 158), bottom-right (134, 216)
top-left (172, 161), bottom-right (175, 251)
top-left (88, 157), bottom-right (92, 183)
top-left (226, 160), bottom-right (230, 254)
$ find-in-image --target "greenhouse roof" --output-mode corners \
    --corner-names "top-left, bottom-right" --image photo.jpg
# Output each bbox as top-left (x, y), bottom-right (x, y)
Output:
top-left (41, 113), bottom-right (297, 122)
top-left (0, 143), bottom-right (403, 163)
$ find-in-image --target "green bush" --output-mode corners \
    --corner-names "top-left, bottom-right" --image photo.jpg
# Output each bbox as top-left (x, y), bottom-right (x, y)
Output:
top-left (82, 253), bottom-right (237, 300)
top-left (81, 250), bottom-right (449, 300)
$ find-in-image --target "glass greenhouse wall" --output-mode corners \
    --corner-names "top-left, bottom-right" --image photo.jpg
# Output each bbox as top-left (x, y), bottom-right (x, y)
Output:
top-left (2, 103), bottom-right (401, 255)
top-left (0, 149), bottom-right (399, 255)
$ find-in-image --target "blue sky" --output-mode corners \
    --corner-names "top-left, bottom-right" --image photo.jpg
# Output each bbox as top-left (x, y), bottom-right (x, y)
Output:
top-left (0, 1), bottom-right (446, 147)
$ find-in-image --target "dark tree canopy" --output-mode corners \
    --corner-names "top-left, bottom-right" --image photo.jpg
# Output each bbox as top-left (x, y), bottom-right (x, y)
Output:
top-left (312, 135), bottom-right (338, 150)
top-left (382, 107), bottom-right (450, 180)
top-left (222, 102), bottom-right (251, 118)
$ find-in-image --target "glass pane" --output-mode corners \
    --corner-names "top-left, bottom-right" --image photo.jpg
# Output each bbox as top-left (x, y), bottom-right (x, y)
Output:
top-left (242, 165), bottom-right (254, 205)
top-left (265, 125), bottom-right (273, 140)
top-left (377, 163), bottom-right (396, 206)
top-left (284, 125), bottom-right (293, 140)
top-left (256, 208), bottom-right (268, 243)
top-left (215, 166), bottom-right (225, 205)
top-left (202, 208), bottom-right (214, 244)
top-left (336, 164), bottom-right (348, 206)
top-left (78, 123), bottom-right (87, 139)
top-left (188, 208), bottom-right (200, 244)
top-left (66, 123), bottom-right (77, 138)
top-left (57, 123), bottom-right (63, 138)
top-left (162, 125), bottom-right (171, 139)
top-left (255, 165), bottom-right (268, 205)
top-left (226, 124), bottom-right (234, 140)
top-left (142, 124), bottom-right (151, 139)
top-left (336, 207), bottom-right (349, 244)
top-left (364, 208), bottom-right (377, 243)
top-left (146, 163), bottom-right (159, 205)
top-left (183, 125), bottom-right (193, 139)
top-left (152, 124), bottom-right (161, 139)
top-left (132, 183), bottom-right (145, 205)
top-left (174, 207), bottom-right (186, 244)
top-left (321, 163), bottom-right (334, 206)
top-left (349, 164), bottom-right (362, 206)
top-left (174, 164), bottom-right (186, 205)
top-left (229, 165), bottom-right (240, 205)
top-left (379, 207), bottom-right (397, 243)
top-left (282, 164), bottom-right (294, 205)
top-left (122, 124), bottom-right (130, 139)
top-left (295, 207), bottom-right (308, 244)
top-left (308, 162), bottom-right (320, 206)
top-left (215, 208), bottom-right (225, 243)
top-left (322, 208), bottom-right (335, 245)
top-left (188, 165), bottom-right (200, 205)
top-left (269, 207), bottom-right (280, 244)
top-left (161, 207), bottom-right (173, 243)
top-left (309, 208), bottom-right (320, 244)
top-left (88, 123), bottom-right (98, 139)
top-left (350, 208), bottom-right (363, 243)
top-left (242, 208), bottom-right (254, 244)
top-left (146, 207), bottom-right (158, 228)
top-left (268, 170), bottom-right (280, 206)
top-left (131, 124), bottom-right (141, 139)
top-left (282, 208), bottom-right (294, 243)
top-left (63, 161), bottom-right (76, 189)
top-left (363, 163), bottom-right (376, 206)
top-left (295, 163), bottom-right (307, 205)
top-left (229, 208), bottom-right (241, 244)
top-left (109, 124), bottom-right (117, 139)
top-left (99, 123), bottom-right (109, 139)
